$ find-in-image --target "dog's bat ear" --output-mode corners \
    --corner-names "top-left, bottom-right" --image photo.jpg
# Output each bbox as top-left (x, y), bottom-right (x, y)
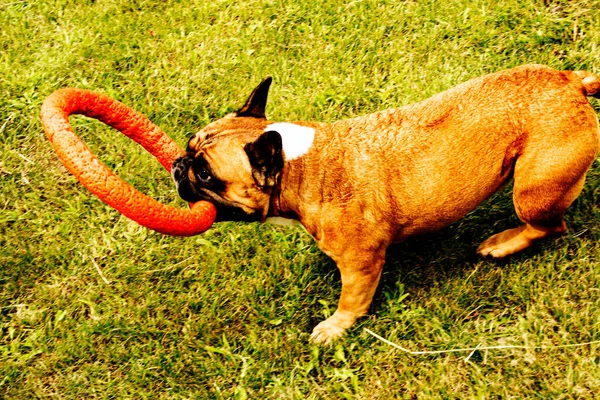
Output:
top-left (236, 77), bottom-right (272, 119)
top-left (244, 130), bottom-right (283, 190)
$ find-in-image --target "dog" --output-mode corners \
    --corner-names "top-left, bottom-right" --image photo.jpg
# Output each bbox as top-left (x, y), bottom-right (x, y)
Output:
top-left (172, 64), bottom-right (600, 344)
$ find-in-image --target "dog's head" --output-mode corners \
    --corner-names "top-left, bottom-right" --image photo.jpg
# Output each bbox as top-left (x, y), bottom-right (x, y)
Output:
top-left (172, 78), bottom-right (284, 222)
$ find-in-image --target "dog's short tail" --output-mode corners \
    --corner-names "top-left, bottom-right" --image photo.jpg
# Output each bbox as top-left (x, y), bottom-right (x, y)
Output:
top-left (574, 70), bottom-right (600, 98)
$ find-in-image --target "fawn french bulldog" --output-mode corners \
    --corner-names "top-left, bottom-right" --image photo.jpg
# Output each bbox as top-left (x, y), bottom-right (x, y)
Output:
top-left (172, 64), bottom-right (600, 343)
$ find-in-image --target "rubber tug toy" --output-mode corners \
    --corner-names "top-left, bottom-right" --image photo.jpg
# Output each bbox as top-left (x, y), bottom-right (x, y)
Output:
top-left (41, 88), bottom-right (216, 236)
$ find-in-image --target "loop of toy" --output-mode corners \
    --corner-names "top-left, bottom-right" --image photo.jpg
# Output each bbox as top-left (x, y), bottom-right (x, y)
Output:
top-left (41, 88), bottom-right (216, 236)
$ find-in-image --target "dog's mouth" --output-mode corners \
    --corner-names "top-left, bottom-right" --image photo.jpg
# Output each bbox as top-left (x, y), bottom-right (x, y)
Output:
top-left (192, 187), bottom-right (261, 223)
top-left (171, 155), bottom-right (261, 222)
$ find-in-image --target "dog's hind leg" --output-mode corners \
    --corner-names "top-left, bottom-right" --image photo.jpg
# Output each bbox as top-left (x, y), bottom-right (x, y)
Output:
top-left (477, 145), bottom-right (594, 258)
top-left (478, 95), bottom-right (599, 259)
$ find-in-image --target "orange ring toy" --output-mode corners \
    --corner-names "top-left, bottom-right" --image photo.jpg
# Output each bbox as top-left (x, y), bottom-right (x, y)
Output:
top-left (41, 88), bottom-right (216, 236)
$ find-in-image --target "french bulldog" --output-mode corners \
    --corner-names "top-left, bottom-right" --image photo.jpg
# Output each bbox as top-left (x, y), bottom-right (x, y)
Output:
top-left (172, 64), bottom-right (600, 344)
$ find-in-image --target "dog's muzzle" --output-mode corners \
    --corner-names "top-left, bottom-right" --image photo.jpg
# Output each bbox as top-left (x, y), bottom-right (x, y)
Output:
top-left (171, 155), bottom-right (262, 223)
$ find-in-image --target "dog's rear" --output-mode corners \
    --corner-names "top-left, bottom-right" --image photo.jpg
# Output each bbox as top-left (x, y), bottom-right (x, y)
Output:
top-left (461, 65), bottom-right (600, 256)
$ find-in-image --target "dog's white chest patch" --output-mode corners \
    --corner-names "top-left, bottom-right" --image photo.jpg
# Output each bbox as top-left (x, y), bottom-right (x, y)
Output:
top-left (266, 122), bottom-right (315, 161)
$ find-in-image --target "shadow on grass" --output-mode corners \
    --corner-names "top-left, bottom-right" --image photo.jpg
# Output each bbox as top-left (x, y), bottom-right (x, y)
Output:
top-left (370, 178), bottom-right (600, 314)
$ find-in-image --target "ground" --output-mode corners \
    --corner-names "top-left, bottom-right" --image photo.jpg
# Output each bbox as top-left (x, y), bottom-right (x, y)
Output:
top-left (1, 0), bottom-right (600, 398)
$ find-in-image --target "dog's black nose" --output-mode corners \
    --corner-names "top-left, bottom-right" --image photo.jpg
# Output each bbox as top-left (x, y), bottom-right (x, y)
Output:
top-left (171, 155), bottom-right (192, 184)
top-left (171, 155), bottom-right (199, 202)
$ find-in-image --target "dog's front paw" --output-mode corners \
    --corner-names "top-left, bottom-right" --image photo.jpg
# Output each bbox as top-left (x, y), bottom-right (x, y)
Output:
top-left (310, 318), bottom-right (346, 345)
top-left (310, 310), bottom-right (359, 344)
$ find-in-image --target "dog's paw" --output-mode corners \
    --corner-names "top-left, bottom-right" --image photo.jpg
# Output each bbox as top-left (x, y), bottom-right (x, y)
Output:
top-left (310, 319), bottom-right (346, 345)
top-left (477, 227), bottom-right (528, 258)
top-left (477, 241), bottom-right (509, 258)
top-left (478, 225), bottom-right (563, 258)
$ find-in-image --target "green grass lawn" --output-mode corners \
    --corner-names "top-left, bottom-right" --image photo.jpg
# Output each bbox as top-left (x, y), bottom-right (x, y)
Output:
top-left (2, 0), bottom-right (600, 398)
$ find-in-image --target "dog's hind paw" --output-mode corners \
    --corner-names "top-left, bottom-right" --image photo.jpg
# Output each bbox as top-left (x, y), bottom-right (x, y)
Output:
top-left (478, 223), bottom-right (566, 258)
top-left (477, 240), bottom-right (511, 258)
top-left (477, 228), bottom-right (527, 258)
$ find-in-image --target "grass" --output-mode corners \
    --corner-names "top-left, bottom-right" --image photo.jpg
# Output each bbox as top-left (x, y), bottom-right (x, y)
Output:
top-left (2, 0), bottom-right (600, 397)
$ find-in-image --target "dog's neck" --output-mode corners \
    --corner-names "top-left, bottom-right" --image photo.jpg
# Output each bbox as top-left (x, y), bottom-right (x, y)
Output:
top-left (267, 160), bottom-right (304, 221)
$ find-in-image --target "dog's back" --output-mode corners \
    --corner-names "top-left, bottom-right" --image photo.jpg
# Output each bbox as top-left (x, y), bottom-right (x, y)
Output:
top-left (310, 65), bottom-right (600, 238)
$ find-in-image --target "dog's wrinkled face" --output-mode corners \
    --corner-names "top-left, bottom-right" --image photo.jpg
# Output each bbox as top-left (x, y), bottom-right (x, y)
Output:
top-left (172, 78), bottom-right (284, 222)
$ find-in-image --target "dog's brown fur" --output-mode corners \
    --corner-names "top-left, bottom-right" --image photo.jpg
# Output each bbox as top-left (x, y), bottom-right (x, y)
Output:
top-left (173, 64), bottom-right (600, 343)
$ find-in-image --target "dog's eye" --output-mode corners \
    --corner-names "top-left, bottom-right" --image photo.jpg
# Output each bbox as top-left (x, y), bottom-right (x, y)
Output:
top-left (196, 167), bottom-right (212, 183)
